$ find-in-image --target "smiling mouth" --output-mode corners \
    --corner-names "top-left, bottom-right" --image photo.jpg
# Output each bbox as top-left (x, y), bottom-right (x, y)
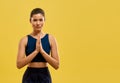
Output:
top-left (37, 24), bottom-right (42, 27)
top-left (35, 26), bottom-right (42, 29)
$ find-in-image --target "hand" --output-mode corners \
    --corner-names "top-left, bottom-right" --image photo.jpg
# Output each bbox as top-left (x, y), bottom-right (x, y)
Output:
top-left (35, 34), bottom-right (40, 53)
top-left (35, 34), bottom-right (44, 53)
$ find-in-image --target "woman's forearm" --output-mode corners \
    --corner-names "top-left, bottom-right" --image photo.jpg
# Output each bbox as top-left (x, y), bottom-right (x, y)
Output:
top-left (41, 51), bottom-right (59, 70)
top-left (17, 50), bottom-right (38, 69)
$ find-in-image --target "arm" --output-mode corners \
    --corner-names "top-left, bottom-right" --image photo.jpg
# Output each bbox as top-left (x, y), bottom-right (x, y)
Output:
top-left (40, 35), bottom-right (60, 70)
top-left (16, 36), bottom-right (39, 69)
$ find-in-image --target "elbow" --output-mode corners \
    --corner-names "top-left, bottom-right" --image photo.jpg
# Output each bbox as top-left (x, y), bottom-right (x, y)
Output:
top-left (54, 66), bottom-right (59, 70)
top-left (17, 65), bottom-right (22, 69)
top-left (16, 61), bottom-right (23, 69)
top-left (54, 62), bottom-right (60, 70)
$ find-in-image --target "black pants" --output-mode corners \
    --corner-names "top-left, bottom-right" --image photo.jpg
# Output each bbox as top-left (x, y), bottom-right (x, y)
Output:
top-left (22, 67), bottom-right (52, 83)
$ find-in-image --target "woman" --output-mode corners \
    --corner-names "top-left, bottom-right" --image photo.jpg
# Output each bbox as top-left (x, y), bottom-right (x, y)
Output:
top-left (16, 8), bottom-right (60, 83)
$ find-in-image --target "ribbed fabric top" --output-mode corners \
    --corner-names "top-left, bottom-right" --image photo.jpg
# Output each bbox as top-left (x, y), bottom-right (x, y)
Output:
top-left (25, 34), bottom-right (51, 62)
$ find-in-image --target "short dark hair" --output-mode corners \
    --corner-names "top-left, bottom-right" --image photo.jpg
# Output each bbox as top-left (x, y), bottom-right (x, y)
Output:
top-left (30, 8), bottom-right (45, 21)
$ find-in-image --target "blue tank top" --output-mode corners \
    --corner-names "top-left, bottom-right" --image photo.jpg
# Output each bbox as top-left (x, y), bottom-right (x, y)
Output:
top-left (25, 34), bottom-right (51, 62)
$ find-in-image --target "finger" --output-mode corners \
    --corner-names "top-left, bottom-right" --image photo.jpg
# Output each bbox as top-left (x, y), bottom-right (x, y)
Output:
top-left (37, 34), bottom-right (40, 39)
top-left (37, 39), bottom-right (40, 45)
top-left (36, 34), bottom-right (40, 42)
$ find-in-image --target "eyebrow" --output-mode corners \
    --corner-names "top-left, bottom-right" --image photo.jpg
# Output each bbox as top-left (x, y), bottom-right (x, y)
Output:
top-left (33, 18), bottom-right (44, 21)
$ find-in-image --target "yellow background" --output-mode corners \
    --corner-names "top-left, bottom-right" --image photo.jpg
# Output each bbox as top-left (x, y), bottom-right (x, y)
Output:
top-left (0, 0), bottom-right (120, 83)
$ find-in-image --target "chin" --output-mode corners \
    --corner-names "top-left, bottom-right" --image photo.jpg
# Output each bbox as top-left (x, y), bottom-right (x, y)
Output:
top-left (33, 26), bottom-right (42, 31)
top-left (35, 28), bottom-right (42, 31)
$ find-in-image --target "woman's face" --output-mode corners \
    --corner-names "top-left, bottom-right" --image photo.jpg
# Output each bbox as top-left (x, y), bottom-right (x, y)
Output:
top-left (30, 13), bottom-right (45, 32)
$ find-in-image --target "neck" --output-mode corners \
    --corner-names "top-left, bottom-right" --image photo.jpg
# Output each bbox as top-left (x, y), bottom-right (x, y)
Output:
top-left (32, 30), bottom-right (44, 36)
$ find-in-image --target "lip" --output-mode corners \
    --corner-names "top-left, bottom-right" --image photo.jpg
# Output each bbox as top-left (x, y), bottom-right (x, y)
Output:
top-left (35, 27), bottom-right (41, 28)
top-left (35, 26), bottom-right (42, 29)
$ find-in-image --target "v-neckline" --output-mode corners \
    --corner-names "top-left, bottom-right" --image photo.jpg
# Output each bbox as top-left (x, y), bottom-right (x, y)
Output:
top-left (28, 34), bottom-right (47, 40)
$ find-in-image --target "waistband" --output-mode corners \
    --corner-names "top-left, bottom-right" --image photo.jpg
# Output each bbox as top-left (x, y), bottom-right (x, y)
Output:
top-left (26, 67), bottom-right (48, 72)
top-left (27, 67), bottom-right (48, 69)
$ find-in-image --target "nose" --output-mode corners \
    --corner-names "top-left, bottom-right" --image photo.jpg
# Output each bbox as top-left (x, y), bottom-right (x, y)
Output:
top-left (37, 21), bottom-right (40, 25)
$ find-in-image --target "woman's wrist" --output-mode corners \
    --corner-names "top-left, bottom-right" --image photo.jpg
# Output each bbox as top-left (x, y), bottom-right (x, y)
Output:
top-left (34, 50), bottom-right (39, 54)
top-left (40, 49), bottom-right (45, 55)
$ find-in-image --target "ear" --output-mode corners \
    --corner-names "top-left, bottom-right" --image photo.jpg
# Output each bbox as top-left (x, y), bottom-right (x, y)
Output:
top-left (29, 18), bottom-right (32, 23)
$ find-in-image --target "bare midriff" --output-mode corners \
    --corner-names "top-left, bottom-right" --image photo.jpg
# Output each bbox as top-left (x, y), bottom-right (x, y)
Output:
top-left (28, 62), bottom-right (48, 68)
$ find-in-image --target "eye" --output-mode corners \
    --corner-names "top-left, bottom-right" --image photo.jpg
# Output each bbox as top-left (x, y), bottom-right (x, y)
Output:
top-left (39, 18), bottom-right (43, 21)
top-left (33, 19), bottom-right (37, 22)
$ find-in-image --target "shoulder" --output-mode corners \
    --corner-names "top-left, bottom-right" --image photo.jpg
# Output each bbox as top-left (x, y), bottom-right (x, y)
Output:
top-left (48, 34), bottom-right (57, 46)
top-left (48, 34), bottom-right (56, 41)
top-left (19, 35), bottom-right (28, 46)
